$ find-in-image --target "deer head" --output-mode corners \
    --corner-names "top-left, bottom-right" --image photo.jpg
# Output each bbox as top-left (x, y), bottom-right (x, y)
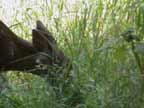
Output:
top-left (0, 20), bottom-right (71, 78)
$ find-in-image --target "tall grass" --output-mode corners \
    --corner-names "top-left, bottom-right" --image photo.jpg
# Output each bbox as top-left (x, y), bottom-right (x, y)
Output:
top-left (1, 0), bottom-right (144, 108)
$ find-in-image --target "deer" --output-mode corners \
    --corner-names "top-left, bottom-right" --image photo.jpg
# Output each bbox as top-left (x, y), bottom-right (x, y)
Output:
top-left (0, 20), bottom-right (71, 79)
top-left (0, 20), bottom-right (83, 107)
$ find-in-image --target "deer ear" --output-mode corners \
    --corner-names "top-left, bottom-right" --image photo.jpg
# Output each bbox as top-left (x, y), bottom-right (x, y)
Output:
top-left (36, 20), bottom-right (48, 32)
top-left (0, 32), bottom-right (16, 65)
top-left (32, 29), bottom-right (53, 52)
top-left (36, 20), bottom-right (57, 45)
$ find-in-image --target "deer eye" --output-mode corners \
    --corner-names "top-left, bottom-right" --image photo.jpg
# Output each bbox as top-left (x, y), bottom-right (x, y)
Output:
top-left (36, 58), bottom-right (41, 64)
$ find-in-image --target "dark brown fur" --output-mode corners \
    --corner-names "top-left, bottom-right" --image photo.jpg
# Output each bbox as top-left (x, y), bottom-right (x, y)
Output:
top-left (0, 20), bottom-right (70, 77)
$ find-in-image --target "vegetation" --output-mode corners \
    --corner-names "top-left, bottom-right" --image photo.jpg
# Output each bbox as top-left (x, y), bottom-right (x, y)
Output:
top-left (1, 0), bottom-right (144, 108)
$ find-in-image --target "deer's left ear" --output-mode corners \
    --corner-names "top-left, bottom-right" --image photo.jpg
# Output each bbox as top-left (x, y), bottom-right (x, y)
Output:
top-left (36, 20), bottom-right (57, 45)
top-left (36, 20), bottom-right (48, 32)
top-left (32, 29), bottom-right (54, 52)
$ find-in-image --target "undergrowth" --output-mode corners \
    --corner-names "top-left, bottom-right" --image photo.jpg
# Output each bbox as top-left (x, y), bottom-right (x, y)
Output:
top-left (1, 0), bottom-right (144, 108)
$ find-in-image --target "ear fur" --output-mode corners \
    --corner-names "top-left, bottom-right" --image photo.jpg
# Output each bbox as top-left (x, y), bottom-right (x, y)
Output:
top-left (36, 20), bottom-right (57, 45)
top-left (32, 29), bottom-right (53, 52)
top-left (0, 32), bottom-right (16, 65)
top-left (36, 20), bottom-right (48, 32)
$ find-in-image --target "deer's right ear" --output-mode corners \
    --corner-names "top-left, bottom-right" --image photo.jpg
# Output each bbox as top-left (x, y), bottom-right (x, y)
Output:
top-left (0, 32), bottom-right (16, 65)
top-left (32, 29), bottom-right (54, 52)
